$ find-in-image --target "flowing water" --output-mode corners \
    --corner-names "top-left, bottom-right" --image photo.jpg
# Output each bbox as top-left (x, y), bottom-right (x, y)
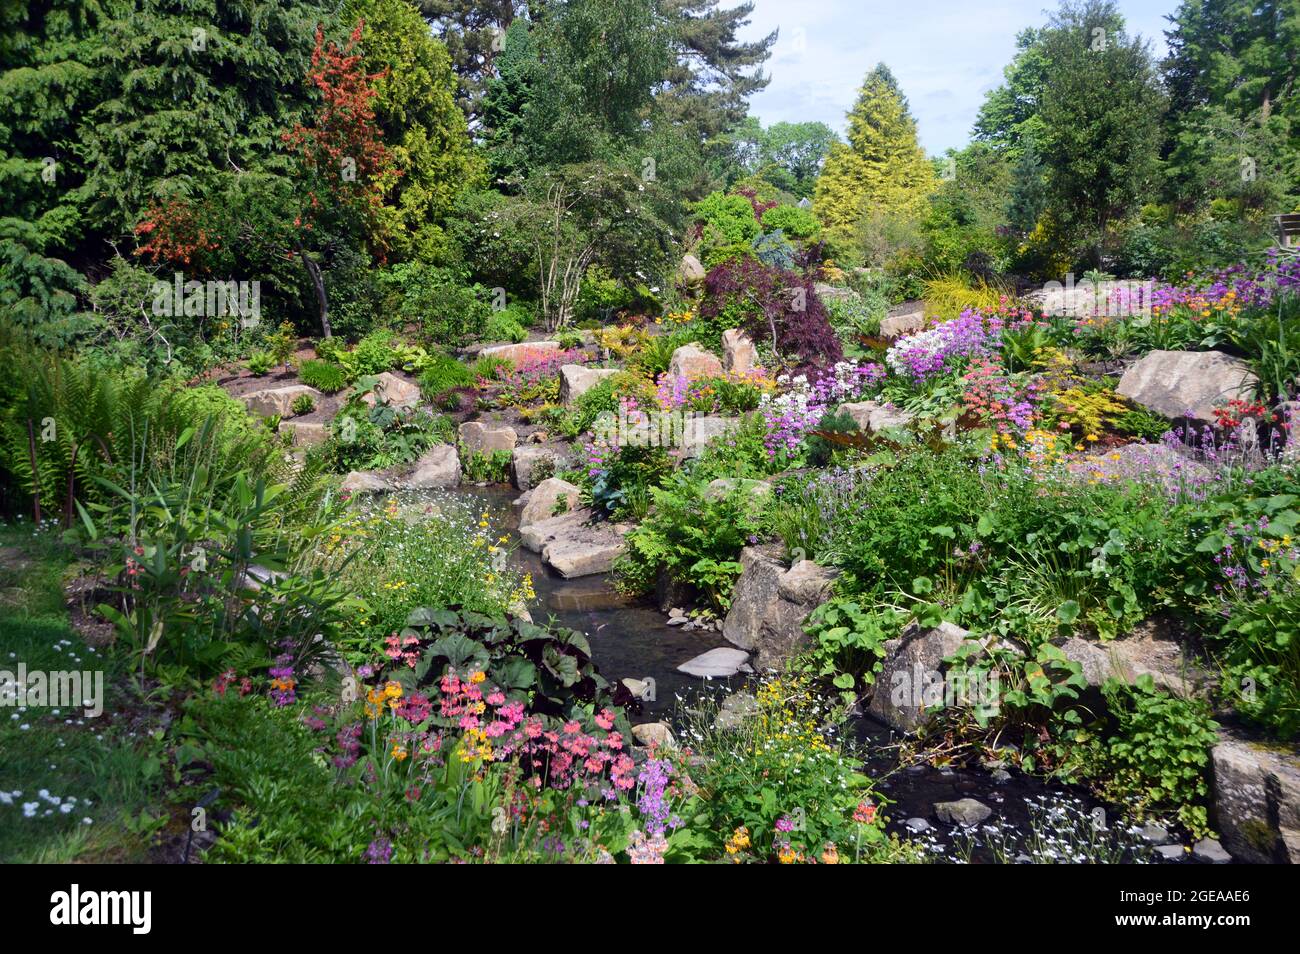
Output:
top-left (442, 485), bottom-right (1169, 862)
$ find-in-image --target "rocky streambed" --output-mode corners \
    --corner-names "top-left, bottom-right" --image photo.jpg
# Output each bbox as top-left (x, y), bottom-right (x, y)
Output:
top-left (451, 485), bottom-right (1231, 864)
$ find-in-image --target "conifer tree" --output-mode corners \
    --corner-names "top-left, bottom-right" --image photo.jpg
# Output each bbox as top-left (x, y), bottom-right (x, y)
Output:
top-left (813, 64), bottom-right (935, 263)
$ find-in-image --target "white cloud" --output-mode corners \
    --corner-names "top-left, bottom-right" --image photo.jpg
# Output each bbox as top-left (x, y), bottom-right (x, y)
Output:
top-left (739, 0), bottom-right (1174, 154)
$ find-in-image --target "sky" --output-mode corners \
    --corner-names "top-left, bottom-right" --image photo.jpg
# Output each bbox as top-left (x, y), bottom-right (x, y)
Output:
top-left (739, 0), bottom-right (1180, 155)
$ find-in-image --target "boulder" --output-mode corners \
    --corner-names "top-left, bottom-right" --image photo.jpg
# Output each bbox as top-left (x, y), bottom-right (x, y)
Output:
top-left (1116, 350), bottom-right (1257, 425)
top-left (519, 477), bottom-right (580, 530)
top-left (360, 371), bottom-right (421, 410)
top-left (242, 385), bottom-right (322, 419)
top-left (721, 545), bottom-right (839, 669)
top-left (678, 253), bottom-right (706, 286)
top-left (677, 647), bottom-right (752, 678)
top-left (402, 444), bottom-right (460, 490)
top-left (1056, 626), bottom-right (1200, 696)
top-left (479, 340), bottom-right (560, 364)
top-left (559, 364), bottom-right (620, 405)
top-left (1211, 730), bottom-right (1300, 863)
top-left (519, 508), bottom-right (592, 553)
top-left (1192, 838), bottom-right (1232, 864)
top-left (459, 421), bottom-right (518, 456)
top-left (668, 343), bottom-right (723, 380)
top-left (681, 414), bottom-right (741, 458)
top-left (631, 722), bottom-right (676, 748)
top-left (777, 560), bottom-right (838, 605)
top-left (813, 281), bottom-right (857, 304)
top-left (934, 798), bottom-right (993, 827)
top-left (868, 621), bottom-right (985, 733)
top-left (278, 420), bottom-right (328, 447)
top-left (839, 400), bottom-right (915, 433)
top-left (543, 528), bottom-right (627, 578)
top-left (721, 328), bottom-right (758, 375)
top-left (340, 470), bottom-right (390, 495)
top-left (704, 477), bottom-right (772, 502)
top-left (880, 310), bottom-right (926, 339)
top-left (511, 444), bottom-right (572, 491)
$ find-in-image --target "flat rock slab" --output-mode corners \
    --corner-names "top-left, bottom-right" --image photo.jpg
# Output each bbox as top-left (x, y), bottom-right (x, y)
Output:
top-left (668, 343), bottom-right (723, 379)
top-left (479, 340), bottom-right (560, 364)
top-left (279, 420), bottom-right (328, 447)
top-left (511, 443), bottom-right (572, 490)
top-left (1117, 349), bottom-right (1257, 425)
top-left (360, 371), bottom-right (421, 410)
top-left (543, 530), bottom-right (626, 578)
top-left (880, 311), bottom-right (926, 338)
top-left (677, 647), bottom-right (752, 678)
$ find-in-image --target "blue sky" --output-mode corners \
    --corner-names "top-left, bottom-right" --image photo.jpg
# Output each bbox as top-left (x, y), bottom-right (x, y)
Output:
top-left (739, 0), bottom-right (1180, 154)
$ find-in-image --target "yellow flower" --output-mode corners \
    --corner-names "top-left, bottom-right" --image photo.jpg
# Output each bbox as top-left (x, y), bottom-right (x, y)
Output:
top-left (391, 743), bottom-right (408, 762)
top-left (470, 671), bottom-right (487, 684)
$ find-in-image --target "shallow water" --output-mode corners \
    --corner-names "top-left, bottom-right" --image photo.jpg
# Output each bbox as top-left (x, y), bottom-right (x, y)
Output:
top-left (449, 484), bottom-right (1168, 862)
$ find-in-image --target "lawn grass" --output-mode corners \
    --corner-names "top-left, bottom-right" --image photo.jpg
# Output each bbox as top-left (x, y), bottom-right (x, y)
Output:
top-left (0, 524), bottom-right (163, 863)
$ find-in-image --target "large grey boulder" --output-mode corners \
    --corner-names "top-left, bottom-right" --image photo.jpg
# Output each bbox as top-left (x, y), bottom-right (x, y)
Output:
top-left (511, 444), bottom-right (571, 490)
top-left (867, 621), bottom-right (1005, 733)
top-left (668, 343), bottom-right (723, 379)
top-left (1116, 350), bottom-right (1257, 425)
top-left (721, 328), bottom-right (757, 375)
top-left (1056, 623), bottom-right (1201, 696)
top-left (243, 385), bottom-right (322, 418)
top-left (678, 253), bottom-right (706, 286)
top-left (934, 798), bottom-right (993, 826)
top-left (559, 365), bottom-right (620, 404)
top-left (459, 421), bottom-right (518, 456)
top-left (1211, 730), bottom-right (1300, 863)
top-left (519, 477), bottom-right (580, 530)
top-left (402, 444), bottom-right (460, 490)
top-left (722, 545), bottom-right (839, 669)
top-left (839, 400), bottom-right (915, 433)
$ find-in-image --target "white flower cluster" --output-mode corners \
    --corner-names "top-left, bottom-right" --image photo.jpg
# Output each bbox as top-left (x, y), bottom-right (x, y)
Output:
top-left (0, 788), bottom-right (93, 823)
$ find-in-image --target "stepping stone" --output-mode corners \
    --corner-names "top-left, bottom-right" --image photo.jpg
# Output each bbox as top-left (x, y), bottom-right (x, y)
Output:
top-left (677, 647), bottom-right (752, 678)
top-left (933, 798), bottom-right (992, 827)
top-left (1192, 837), bottom-right (1232, 864)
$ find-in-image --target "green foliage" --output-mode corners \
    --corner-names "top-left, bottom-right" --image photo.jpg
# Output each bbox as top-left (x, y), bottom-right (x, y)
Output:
top-left (247, 352), bottom-right (274, 376)
top-left (461, 448), bottom-right (512, 483)
top-left (377, 263), bottom-right (491, 348)
top-left (298, 359), bottom-right (347, 394)
top-left (616, 472), bottom-right (769, 612)
top-left (483, 309), bottom-right (528, 344)
top-left (802, 600), bottom-right (903, 700)
top-left (1070, 676), bottom-right (1219, 837)
top-left (418, 353), bottom-right (475, 400)
top-left (290, 393), bottom-right (316, 416)
top-left (760, 203), bottom-right (821, 241)
top-left (813, 64), bottom-right (936, 263)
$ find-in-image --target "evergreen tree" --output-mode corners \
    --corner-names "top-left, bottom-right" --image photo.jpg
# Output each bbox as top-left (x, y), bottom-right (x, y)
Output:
top-left (812, 64), bottom-right (935, 263)
top-left (345, 0), bottom-right (484, 262)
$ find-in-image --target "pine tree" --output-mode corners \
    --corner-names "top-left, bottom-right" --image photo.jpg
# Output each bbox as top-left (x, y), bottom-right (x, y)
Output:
top-left (813, 64), bottom-right (935, 263)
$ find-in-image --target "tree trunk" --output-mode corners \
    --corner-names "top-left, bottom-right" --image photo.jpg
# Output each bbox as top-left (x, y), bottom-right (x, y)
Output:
top-left (296, 239), bottom-right (331, 338)
top-left (25, 418), bottom-right (42, 524)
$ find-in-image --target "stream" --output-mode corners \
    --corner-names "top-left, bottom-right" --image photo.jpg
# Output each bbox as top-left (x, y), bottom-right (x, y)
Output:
top-left (442, 485), bottom-right (1167, 863)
